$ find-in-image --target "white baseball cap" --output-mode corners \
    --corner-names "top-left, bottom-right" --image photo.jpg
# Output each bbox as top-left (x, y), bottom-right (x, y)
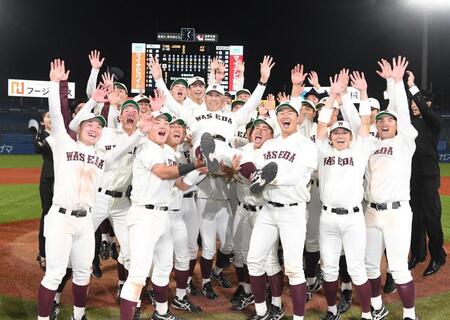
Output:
top-left (133, 95), bottom-right (150, 103)
top-left (72, 113), bottom-right (106, 130)
top-left (275, 101), bottom-right (300, 115)
top-left (375, 109), bottom-right (398, 121)
top-left (187, 76), bottom-right (206, 87)
top-left (318, 97), bottom-right (339, 109)
top-left (236, 89), bottom-right (251, 97)
top-left (329, 120), bottom-right (352, 133)
top-left (301, 100), bottom-right (317, 111)
top-left (205, 84), bottom-right (225, 95)
top-left (368, 98), bottom-right (380, 110)
top-left (253, 116), bottom-right (276, 132)
top-left (151, 110), bottom-right (173, 123)
top-left (170, 115), bottom-right (186, 126)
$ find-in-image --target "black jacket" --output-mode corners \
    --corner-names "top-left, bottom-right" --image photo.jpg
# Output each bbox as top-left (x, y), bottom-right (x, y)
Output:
top-left (34, 129), bottom-right (54, 180)
top-left (410, 86), bottom-right (441, 176)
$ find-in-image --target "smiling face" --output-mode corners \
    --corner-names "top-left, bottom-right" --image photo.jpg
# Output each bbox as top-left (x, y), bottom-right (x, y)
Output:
top-left (251, 123), bottom-right (273, 149)
top-left (166, 122), bottom-right (186, 148)
top-left (306, 94), bottom-right (319, 105)
top-left (138, 100), bottom-right (151, 114)
top-left (237, 92), bottom-right (250, 101)
top-left (120, 106), bottom-right (139, 132)
top-left (148, 116), bottom-right (170, 146)
top-left (301, 105), bottom-right (316, 121)
top-left (376, 114), bottom-right (397, 140)
top-left (330, 128), bottom-right (352, 150)
top-left (277, 106), bottom-right (298, 136)
top-left (205, 91), bottom-right (225, 111)
top-left (78, 119), bottom-right (103, 146)
top-left (171, 84), bottom-right (187, 103)
top-left (188, 82), bottom-right (206, 101)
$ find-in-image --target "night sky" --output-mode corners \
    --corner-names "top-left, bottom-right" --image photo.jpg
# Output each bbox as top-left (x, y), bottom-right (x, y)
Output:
top-left (1, 0), bottom-right (449, 108)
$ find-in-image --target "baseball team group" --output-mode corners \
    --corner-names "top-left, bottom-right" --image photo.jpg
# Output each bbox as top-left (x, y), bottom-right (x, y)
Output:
top-left (31, 50), bottom-right (445, 320)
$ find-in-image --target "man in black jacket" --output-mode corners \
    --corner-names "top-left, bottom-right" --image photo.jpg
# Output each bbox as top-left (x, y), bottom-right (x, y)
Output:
top-left (407, 71), bottom-right (447, 276)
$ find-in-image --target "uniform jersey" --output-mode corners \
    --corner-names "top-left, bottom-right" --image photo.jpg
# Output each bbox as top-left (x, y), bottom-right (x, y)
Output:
top-left (317, 137), bottom-right (374, 208)
top-left (234, 110), bottom-right (258, 148)
top-left (369, 124), bottom-right (379, 139)
top-left (260, 132), bottom-right (318, 204)
top-left (130, 139), bottom-right (175, 206)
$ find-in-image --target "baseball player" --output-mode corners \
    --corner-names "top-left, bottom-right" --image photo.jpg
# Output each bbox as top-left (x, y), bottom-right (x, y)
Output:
top-left (38, 60), bottom-right (152, 320)
top-left (247, 100), bottom-right (318, 320)
top-left (119, 111), bottom-right (205, 320)
top-left (364, 57), bottom-right (419, 320)
top-left (315, 71), bottom-right (374, 320)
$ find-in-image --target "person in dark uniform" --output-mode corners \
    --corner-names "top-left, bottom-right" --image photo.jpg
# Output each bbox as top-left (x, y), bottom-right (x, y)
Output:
top-left (407, 71), bottom-right (447, 276)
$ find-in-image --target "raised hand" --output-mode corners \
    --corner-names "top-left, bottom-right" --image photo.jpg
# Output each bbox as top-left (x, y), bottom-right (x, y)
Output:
top-left (237, 60), bottom-right (245, 77)
top-left (260, 55), bottom-right (275, 83)
top-left (266, 93), bottom-right (276, 111)
top-left (350, 71), bottom-right (368, 91)
top-left (210, 57), bottom-right (221, 71)
top-left (392, 55), bottom-right (409, 83)
top-left (376, 58), bottom-right (392, 79)
top-left (291, 64), bottom-right (308, 85)
top-left (258, 101), bottom-right (268, 116)
top-left (276, 92), bottom-right (290, 103)
top-left (101, 71), bottom-right (114, 90)
top-left (215, 61), bottom-right (226, 82)
top-left (329, 74), bottom-right (341, 96)
top-left (406, 70), bottom-right (415, 88)
top-left (61, 64), bottom-right (70, 81)
top-left (137, 113), bottom-right (155, 133)
top-left (307, 71), bottom-right (321, 88)
top-left (107, 90), bottom-right (122, 105)
top-left (148, 55), bottom-right (163, 80)
top-left (336, 68), bottom-right (349, 94)
top-left (49, 59), bottom-right (66, 82)
top-left (151, 88), bottom-right (165, 111)
top-left (89, 50), bottom-right (105, 70)
top-left (92, 84), bottom-right (111, 103)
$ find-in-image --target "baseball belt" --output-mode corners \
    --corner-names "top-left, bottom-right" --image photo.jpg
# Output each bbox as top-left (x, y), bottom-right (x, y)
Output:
top-left (183, 191), bottom-right (195, 198)
top-left (98, 187), bottom-right (123, 198)
top-left (145, 204), bottom-right (169, 211)
top-left (238, 201), bottom-right (262, 212)
top-left (58, 207), bottom-right (88, 217)
top-left (212, 134), bottom-right (226, 142)
top-left (370, 201), bottom-right (401, 211)
top-left (322, 205), bottom-right (360, 215)
top-left (267, 201), bottom-right (298, 208)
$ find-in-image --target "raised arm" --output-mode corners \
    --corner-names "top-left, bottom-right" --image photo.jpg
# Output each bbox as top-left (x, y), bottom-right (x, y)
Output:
top-left (376, 58), bottom-right (396, 110)
top-left (86, 50), bottom-right (105, 98)
top-left (307, 71), bottom-right (328, 97)
top-left (59, 65), bottom-right (72, 132)
top-left (391, 56), bottom-right (411, 125)
top-left (349, 71), bottom-right (370, 137)
top-left (317, 74), bottom-right (340, 141)
top-left (48, 59), bottom-right (68, 136)
top-left (290, 64), bottom-right (308, 98)
top-left (339, 68), bottom-right (361, 133)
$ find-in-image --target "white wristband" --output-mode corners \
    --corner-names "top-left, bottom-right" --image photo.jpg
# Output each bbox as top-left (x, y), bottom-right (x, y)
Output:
top-left (359, 100), bottom-right (371, 116)
top-left (318, 107), bottom-right (333, 124)
top-left (183, 170), bottom-right (201, 186)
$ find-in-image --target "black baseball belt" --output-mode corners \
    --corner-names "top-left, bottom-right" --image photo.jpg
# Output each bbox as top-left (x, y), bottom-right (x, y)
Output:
top-left (322, 205), bottom-right (360, 215)
top-left (212, 134), bottom-right (226, 142)
top-left (145, 204), bottom-right (169, 211)
top-left (183, 191), bottom-right (195, 198)
top-left (370, 201), bottom-right (401, 211)
top-left (58, 207), bottom-right (88, 217)
top-left (267, 201), bottom-right (299, 208)
top-left (238, 201), bottom-right (262, 212)
top-left (98, 187), bottom-right (123, 198)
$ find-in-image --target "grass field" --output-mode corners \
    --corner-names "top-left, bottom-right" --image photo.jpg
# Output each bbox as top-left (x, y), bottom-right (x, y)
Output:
top-left (0, 155), bottom-right (449, 319)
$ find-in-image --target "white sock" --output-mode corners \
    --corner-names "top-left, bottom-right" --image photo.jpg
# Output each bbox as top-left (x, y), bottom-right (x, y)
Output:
top-left (202, 278), bottom-right (210, 286)
top-left (213, 267), bottom-right (223, 275)
top-left (362, 311), bottom-right (372, 319)
top-left (73, 306), bottom-right (85, 320)
top-left (341, 282), bottom-right (352, 291)
top-left (54, 292), bottom-right (61, 303)
top-left (188, 276), bottom-right (192, 283)
top-left (101, 233), bottom-right (108, 242)
top-left (255, 302), bottom-right (267, 316)
top-left (371, 295), bottom-right (382, 310)
top-left (403, 307), bottom-right (416, 319)
top-left (306, 277), bottom-right (316, 286)
top-left (156, 301), bottom-right (168, 315)
top-left (272, 296), bottom-right (282, 308)
top-left (293, 316), bottom-right (304, 320)
top-left (136, 299), bottom-right (141, 308)
top-left (176, 288), bottom-right (186, 299)
top-left (38, 317), bottom-right (49, 320)
top-left (327, 304), bottom-right (337, 315)
top-left (244, 283), bottom-right (252, 294)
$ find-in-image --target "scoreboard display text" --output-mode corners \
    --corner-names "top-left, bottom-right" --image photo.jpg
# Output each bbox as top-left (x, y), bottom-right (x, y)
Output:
top-left (131, 43), bottom-right (244, 94)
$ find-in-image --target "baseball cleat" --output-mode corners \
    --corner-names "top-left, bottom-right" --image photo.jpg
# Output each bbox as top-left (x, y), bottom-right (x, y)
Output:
top-left (269, 303), bottom-right (285, 320)
top-left (110, 242), bottom-right (119, 260)
top-left (71, 315), bottom-right (88, 320)
top-left (99, 241), bottom-right (110, 260)
top-left (250, 162), bottom-right (278, 194)
top-left (383, 272), bottom-right (396, 294)
top-left (248, 311), bottom-right (271, 320)
top-left (49, 301), bottom-right (60, 320)
top-left (91, 263), bottom-right (102, 279)
top-left (116, 284), bottom-right (123, 303)
top-left (337, 289), bottom-right (352, 314)
top-left (151, 310), bottom-right (183, 320)
top-left (306, 276), bottom-right (323, 301)
top-left (211, 271), bottom-right (232, 288)
top-left (133, 306), bottom-right (141, 320)
top-left (200, 132), bottom-right (219, 173)
top-left (201, 281), bottom-right (218, 300)
top-left (321, 311), bottom-right (342, 320)
top-left (230, 285), bottom-right (245, 304)
top-left (145, 289), bottom-right (156, 306)
top-left (404, 317), bottom-right (420, 320)
top-left (37, 255), bottom-right (46, 272)
top-left (371, 304), bottom-right (389, 320)
top-left (231, 293), bottom-right (254, 311)
top-left (186, 280), bottom-right (201, 296)
top-left (172, 295), bottom-right (203, 313)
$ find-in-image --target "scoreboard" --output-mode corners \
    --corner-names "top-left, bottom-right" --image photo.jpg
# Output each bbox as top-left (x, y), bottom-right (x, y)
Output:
top-left (131, 43), bottom-right (244, 94)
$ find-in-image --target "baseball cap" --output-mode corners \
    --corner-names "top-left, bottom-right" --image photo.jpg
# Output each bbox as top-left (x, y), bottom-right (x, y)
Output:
top-left (75, 113), bottom-right (106, 129)
top-left (133, 95), bottom-right (150, 103)
top-left (120, 99), bottom-right (141, 113)
top-left (170, 78), bottom-right (188, 89)
top-left (317, 97), bottom-right (339, 109)
top-left (187, 76), bottom-right (206, 87)
top-left (151, 110), bottom-right (173, 123)
top-left (329, 120), bottom-right (352, 133)
top-left (236, 89), bottom-right (251, 97)
top-left (170, 116), bottom-right (186, 126)
top-left (205, 84), bottom-right (225, 96)
top-left (114, 82), bottom-right (128, 94)
top-left (253, 116), bottom-right (276, 132)
top-left (304, 88), bottom-right (321, 99)
top-left (275, 101), bottom-right (300, 115)
top-left (301, 100), bottom-right (316, 111)
top-left (231, 99), bottom-right (246, 109)
top-left (368, 98), bottom-right (380, 110)
top-left (375, 109), bottom-right (398, 121)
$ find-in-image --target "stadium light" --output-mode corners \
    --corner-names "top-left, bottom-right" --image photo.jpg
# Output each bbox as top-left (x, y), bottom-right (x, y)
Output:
top-left (406, 0), bottom-right (450, 9)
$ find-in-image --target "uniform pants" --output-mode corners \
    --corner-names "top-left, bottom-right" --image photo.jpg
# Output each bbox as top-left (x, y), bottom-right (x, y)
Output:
top-left (182, 196), bottom-right (200, 260)
top-left (38, 177), bottom-right (54, 257)
top-left (170, 210), bottom-right (189, 271)
top-left (305, 181), bottom-right (321, 253)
